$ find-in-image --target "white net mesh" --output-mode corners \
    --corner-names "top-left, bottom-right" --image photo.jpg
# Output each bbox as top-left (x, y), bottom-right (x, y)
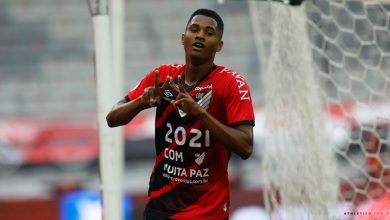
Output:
top-left (249, 0), bottom-right (390, 218)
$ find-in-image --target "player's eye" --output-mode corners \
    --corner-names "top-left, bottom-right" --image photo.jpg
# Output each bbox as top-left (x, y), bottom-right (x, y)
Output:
top-left (189, 26), bottom-right (198, 33)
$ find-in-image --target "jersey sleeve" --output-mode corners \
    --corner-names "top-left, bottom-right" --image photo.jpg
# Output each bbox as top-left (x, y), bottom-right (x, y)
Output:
top-left (223, 75), bottom-right (255, 127)
top-left (126, 69), bottom-right (155, 101)
top-left (126, 64), bottom-right (184, 101)
top-left (126, 65), bottom-right (170, 101)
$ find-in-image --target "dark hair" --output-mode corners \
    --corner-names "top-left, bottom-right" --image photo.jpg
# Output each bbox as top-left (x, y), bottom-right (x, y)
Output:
top-left (187, 8), bottom-right (224, 37)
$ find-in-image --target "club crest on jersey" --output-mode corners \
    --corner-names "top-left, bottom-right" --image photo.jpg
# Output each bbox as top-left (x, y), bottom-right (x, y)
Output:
top-left (196, 90), bottom-right (212, 111)
top-left (195, 152), bottom-right (205, 165)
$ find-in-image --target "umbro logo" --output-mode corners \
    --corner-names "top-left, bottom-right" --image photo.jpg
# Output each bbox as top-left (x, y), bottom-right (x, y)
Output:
top-left (164, 90), bottom-right (174, 98)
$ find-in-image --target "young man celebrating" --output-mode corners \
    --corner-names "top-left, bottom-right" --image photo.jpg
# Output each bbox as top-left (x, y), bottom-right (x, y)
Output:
top-left (106, 8), bottom-right (255, 220)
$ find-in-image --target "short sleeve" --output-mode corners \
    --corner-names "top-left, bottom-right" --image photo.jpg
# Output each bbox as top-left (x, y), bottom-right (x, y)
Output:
top-left (126, 64), bottom-right (183, 101)
top-left (126, 67), bottom-right (161, 101)
top-left (224, 75), bottom-right (255, 127)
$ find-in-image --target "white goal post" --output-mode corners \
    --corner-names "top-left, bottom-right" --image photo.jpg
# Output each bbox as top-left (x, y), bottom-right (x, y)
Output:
top-left (247, 0), bottom-right (390, 219)
top-left (87, 0), bottom-right (125, 220)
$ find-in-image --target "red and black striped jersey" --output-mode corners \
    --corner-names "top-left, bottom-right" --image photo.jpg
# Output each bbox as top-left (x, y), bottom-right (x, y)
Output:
top-left (126, 64), bottom-right (255, 219)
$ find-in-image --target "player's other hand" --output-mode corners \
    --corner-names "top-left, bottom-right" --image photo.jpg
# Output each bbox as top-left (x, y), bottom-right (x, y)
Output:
top-left (141, 70), bottom-right (171, 107)
top-left (170, 76), bottom-right (205, 117)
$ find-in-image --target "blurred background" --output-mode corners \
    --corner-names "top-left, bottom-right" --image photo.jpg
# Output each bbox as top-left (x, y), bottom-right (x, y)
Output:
top-left (0, 0), bottom-right (389, 220)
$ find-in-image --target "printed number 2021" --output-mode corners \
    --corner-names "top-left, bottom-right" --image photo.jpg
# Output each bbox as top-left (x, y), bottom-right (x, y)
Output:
top-left (165, 123), bottom-right (210, 147)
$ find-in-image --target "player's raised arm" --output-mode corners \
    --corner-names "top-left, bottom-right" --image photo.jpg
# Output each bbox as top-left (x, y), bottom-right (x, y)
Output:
top-left (106, 71), bottom-right (171, 127)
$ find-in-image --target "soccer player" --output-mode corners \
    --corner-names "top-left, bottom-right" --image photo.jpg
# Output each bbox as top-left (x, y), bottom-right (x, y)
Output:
top-left (106, 8), bottom-right (255, 220)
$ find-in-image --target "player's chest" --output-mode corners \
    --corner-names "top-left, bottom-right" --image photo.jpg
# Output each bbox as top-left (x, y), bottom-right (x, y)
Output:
top-left (165, 82), bottom-right (223, 108)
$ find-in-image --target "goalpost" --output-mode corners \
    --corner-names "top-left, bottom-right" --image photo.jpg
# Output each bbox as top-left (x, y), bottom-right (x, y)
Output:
top-left (246, 0), bottom-right (390, 218)
top-left (87, 0), bottom-right (125, 219)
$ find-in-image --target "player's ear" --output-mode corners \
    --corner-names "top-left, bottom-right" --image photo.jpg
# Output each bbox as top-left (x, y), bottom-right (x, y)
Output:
top-left (217, 40), bottom-right (224, 52)
top-left (181, 34), bottom-right (185, 45)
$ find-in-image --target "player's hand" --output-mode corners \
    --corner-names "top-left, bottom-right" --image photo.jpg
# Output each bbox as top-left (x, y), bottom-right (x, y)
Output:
top-left (140, 70), bottom-right (171, 107)
top-left (170, 76), bottom-right (204, 117)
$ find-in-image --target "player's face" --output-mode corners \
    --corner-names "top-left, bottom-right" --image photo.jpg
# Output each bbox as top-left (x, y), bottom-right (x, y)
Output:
top-left (182, 15), bottom-right (223, 62)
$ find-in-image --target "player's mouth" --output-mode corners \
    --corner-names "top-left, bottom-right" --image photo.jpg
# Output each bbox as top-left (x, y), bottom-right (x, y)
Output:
top-left (192, 42), bottom-right (205, 50)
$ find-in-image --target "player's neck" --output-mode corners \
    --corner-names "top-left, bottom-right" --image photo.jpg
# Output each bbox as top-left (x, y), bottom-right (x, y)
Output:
top-left (184, 62), bottom-right (215, 86)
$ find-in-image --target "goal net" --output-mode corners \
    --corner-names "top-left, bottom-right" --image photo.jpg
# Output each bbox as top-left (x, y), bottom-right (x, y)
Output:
top-left (249, 0), bottom-right (390, 218)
